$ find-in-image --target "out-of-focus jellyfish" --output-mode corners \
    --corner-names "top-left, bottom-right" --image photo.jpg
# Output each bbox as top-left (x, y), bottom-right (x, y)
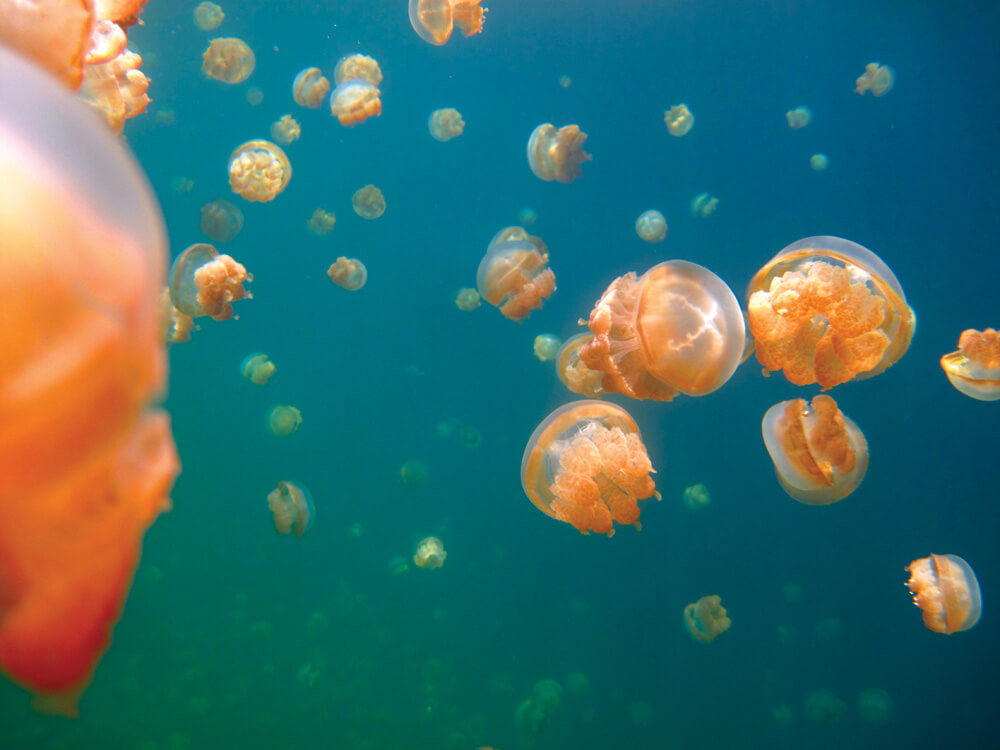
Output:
top-left (168, 243), bottom-right (252, 321)
top-left (855, 62), bottom-right (894, 96)
top-left (534, 334), bottom-right (562, 362)
top-left (814, 616), bottom-right (843, 640)
top-left (858, 688), bottom-right (894, 724)
top-left (266, 481), bottom-right (314, 537)
top-left (296, 662), bottom-right (321, 687)
top-left (682, 483), bottom-right (710, 509)
top-left (270, 114), bottom-right (300, 145)
top-left (747, 236), bottom-right (915, 388)
top-left (455, 287), bottom-right (481, 311)
top-left (330, 77), bottom-right (381, 126)
top-left (327, 257), bottom-right (368, 291)
top-left (557, 334), bottom-right (604, 398)
top-left (400, 459), bottom-right (429, 488)
top-left (521, 401), bottom-right (659, 537)
top-left (241, 353), bottom-right (276, 385)
top-left (459, 425), bottom-right (482, 448)
top-left (193, 2), bottom-right (224, 31)
top-left (201, 38), bottom-right (254, 84)
top-left (684, 595), bottom-right (731, 643)
top-left (559, 74), bottom-right (572, 88)
top-left (517, 207), bottom-right (538, 226)
top-left (579, 260), bottom-right (746, 401)
top-left (267, 405), bottom-right (302, 436)
top-left (566, 671), bottom-right (590, 696)
top-left (352, 184), bottom-right (386, 219)
top-left (762, 394), bottom-right (868, 505)
top-left (414, 537), bottom-right (447, 569)
top-left (199, 199), bottom-right (243, 243)
top-left (0, 43), bottom-right (178, 715)
top-left (228, 139), bottom-right (291, 203)
top-left (388, 555), bottom-right (410, 575)
top-left (940, 328), bottom-right (1000, 400)
top-left (905, 554), bottom-right (981, 634)
top-left (691, 192), bottom-right (718, 217)
top-left (161, 288), bottom-right (195, 344)
top-left (292, 67), bottom-right (330, 108)
top-left (804, 690), bottom-right (847, 726)
top-left (307, 208), bottom-right (336, 236)
top-left (436, 418), bottom-right (460, 439)
top-left (515, 679), bottom-right (564, 747)
top-left (78, 45), bottom-right (151, 133)
top-left (334, 54), bottom-right (382, 86)
top-left (809, 153), bottom-right (828, 171)
top-left (527, 123), bottom-right (591, 183)
top-left (245, 86), bottom-right (263, 106)
top-left (786, 106), bottom-right (812, 129)
top-left (635, 210), bottom-right (667, 243)
top-left (664, 104), bottom-right (694, 136)
top-left (171, 175), bottom-right (194, 193)
top-left (476, 232), bottom-right (555, 321)
top-left (429, 108), bottom-right (465, 141)
top-left (408, 0), bottom-right (488, 46)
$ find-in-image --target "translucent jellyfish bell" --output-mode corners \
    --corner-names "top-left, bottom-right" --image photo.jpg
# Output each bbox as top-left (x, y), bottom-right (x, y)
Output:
top-left (429, 108), bottom-right (465, 141)
top-left (193, 2), bottom-right (225, 31)
top-left (476, 238), bottom-right (556, 321)
top-left (292, 67), bottom-right (330, 108)
top-left (855, 63), bottom-right (894, 96)
top-left (199, 199), bottom-right (243, 243)
top-left (684, 595), bottom-right (731, 643)
top-left (635, 210), bottom-right (667, 243)
top-left (169, 243), bottom-right (252, 321)
top-left (527, 123), bottom-right (591, 183)
top-left (267, 481), bottom-right (314, 537)
top-left (327, 257), bottom-right (367, 291)
top-left (352, 184), bottom-right (386, 219)
top-left (906, 554), bottom-right (981, 634)
top-left (940, 328), bottom-right (1000, 400)
top-left (556, 333), bottom-right (604, 398)
top-left (330, 78), bottom-right (382, 126)
top-left (414, 537), bottom-right (447, 569)
top-left (664, 104), bottom-right (694, 136)
top-left (228, 140), bottom-right (291, 202)
top-left (202, 37), bottom-right (255, 83)
top-left (409, 0), bottom-right (488, 46)
top-left (334, 54), bottom-right (382, 86)
top-left (270, 114), bottom-right (301, 145)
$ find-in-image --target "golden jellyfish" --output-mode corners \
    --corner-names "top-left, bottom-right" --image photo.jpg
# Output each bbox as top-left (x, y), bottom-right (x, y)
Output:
top-left (855, 62), bottom-right (894, 96)
top-left (684, 595), bottom-right (731, 643)
top-left (810, 153), bottom-right (828, 171)
top-left (330, 78), bottom-right (381, 126)
top-left (160, 287), bottom-right (194, 344)
top-left (786, 106), bottom-right (812, 129)
top-left (579, 260), bottom-right (746, 401)
top-left (477, 229), bottom-right (555, 322)
top-left (635, 210), bottom-right (667, 243)
top-left (691, 192), bottom-right (718, 218)
top-left (664, 104), bottom-right (694, 136)
top-left (414, 537), bottom-right (447, 569)
top-left (455, 287), bottom-right (481, 311)
top-left (429, 108), bottom-right (465, 141)
top-left (270, 114), bottom-right (301, 145)
top-left (408, 0), bottom-right (488, 46)
top-left (527, 123), bottom-right (591, 183)
top-left (292, 67), bottom-right (330, 109)
top-left (352, 184), bottom-right (386, 219)
top-left (193, 2), bottom-right (224, 31)
top-left (747, 236), bottom-right (915, 389)
top-left (521, 401), bottom-right (660, 537)
top-left (267, 481), bottom-right (314, 537)
top-left (534, 334), bottom-right (562, 362)
top-left (557, 333), bottom-right (604, 398)
top-left (245, 86), bottom-right (264, 106)
top-left (267, 405), bottom-right (302, 436)
top-left (201, 37), bottom-right (255, 84)
top-left (168, 243), bottom-right (252, 321)
top-left (199, 199), bottom-right (243, 243)
top-left (940, 328), bottom-right (1000, 400)
top-left (241, 353), bottom-right (276, 386)
top-left (682, 483), bottom-right (711, 509)
top-left (906, 554), bottom-right (981, 634)
top-left (762, 394), bottom-right (868, 505)
top-left (306, 208), bottom-right (336, 236)
top-left (327, 257), bottom-right (368, 291)
top-left (334, 54), bottom-right (382, 86)
top-left (0, 44), bottom-right (178, 715)
top-left (78, 46), bottom-right (151, 133)
top-left (228, 139), bottom-right (291, 202)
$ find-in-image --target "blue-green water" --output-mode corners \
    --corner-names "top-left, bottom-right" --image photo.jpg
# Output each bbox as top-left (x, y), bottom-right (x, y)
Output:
top-left (3, 1), bottom-right (999, 748)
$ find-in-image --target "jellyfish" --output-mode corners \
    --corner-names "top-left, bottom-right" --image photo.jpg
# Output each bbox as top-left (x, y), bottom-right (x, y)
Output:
top-left (635, 210), bottom-right (667, 243)
top-left (691, 192), bottom-right (718, 217)
top-left (517, 207), bottom-right (538, 226)
top-left (556, 333), bottom-right (604, 398)
top-left (330, 78), bottom-right (382, 126)
top-left (77, 42), bottom-right (151, 133)
top-left (199, 199), bottom-right (243, 243)
top-left (559, 74), bottom-right (572, 89)
top-left (940, 328), bottom-right (1000, 400)
top-left (762, 394), bottom-right (868, 505)
top-left (408, 0), bottom-right (488, 46)
top-left (476, 234), bottom-right (555, 322)
top-left (161, 288), bottom-right (195, 344)
top-left (241, 353), bottom-right (276, 386)
top-left (267, 405), bottom-right (302, 436)
top-left (306, 208), bottom-right (336, 236)
top-left (414, 537), bottom-right (447, 569)
top-left (455, 287), bottom-right (481, 311)
top-left (168, 243), bottom-right (252, 321)
top-left (858, 688), bottom-right (895, 724)
top-left (245, 86), bottom-right (264, 106)
top-left (527, 123), bottom-right (591, 183)
top-left (682, 483), bottom-right (711, 509)
top-left (0, 44), bottom-right (178, 716)
top-left (228, 139), bottom-right (291, 202)
top-left (905, 554), bottom-right (981, 634)
top-left (429, 108), bottom-right (465, 141)
top-left (388, 556), bottom-right (410, 575)
top-left (459, 425), bottom-right (482, 448)
top-left (270, 114), bottom-right (300, 145)
top-left (565, 672), bottom-right (590, 696)
top-left (786, 106), bottom-right (812, 129)
top-left (201, 38), bottom-right (254, 84)
top-left (267, 481), bottom-right (314, 537)
top-left (292, 67), bottom-right (330, 108)
top-left (193, 2), bottom-right (224, 31)
top-left (804, 690), bottom-right (847, 726)
top-left (521, 401), bottom-right (660, 536)
top-left (400, 460), bottom-right (429, 488)
top-left (664, 104), bottom-right (694, 136)
top-left (684, 595), bottom-right (731, 643)
top-left (334, 54), bottom-right (382, 86)
top-left (747, 236), bottom-right (915, 389)
top-left (352, 184), bottom-right (386, 219)
top-left (579, 260), bottom-right (746, 401)
top-left (809, 153), bottom-right (828, 171)
top-left (855, 62), bottom-right (894, 96)
top-left (327, 257), bottom-right (368, 291)
top-left (171, 176), bottom-right (194, 193)
top-left (515, 679), bottom-right (564, 746)
top-left (534, 334), bottom-right (562, 362)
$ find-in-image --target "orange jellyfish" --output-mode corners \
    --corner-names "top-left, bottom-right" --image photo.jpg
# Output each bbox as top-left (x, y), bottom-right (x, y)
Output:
top-left (414, 537), bottom-right (447, 569)
top-left (906, 554), bottom-right (981, 634)
top-left (527, 123), bottom-right (591, 183)
top-left (270, 114), bottom-right (301, 145)
top-left (193, 2), bottom-right (224, 31)
top-left (267, 405), bottom-right (302, 436)
top-left (228, 139), bottom-right (291, 202)
top-left (429, 108), bottom-right (465, 141)
top-left (169, 243), bottom-right (252, 321)
top-left (762, 394), bottom-right (868, 505)
top-left (855, 63), bottom-right (894, 96)
top-left (408, 0), bottom-right (488, 46)
top-left (557, 333), bottom-right (604, 398)
top-left (334, 54), bottom-right (382, 87)
top-left (0, 44), bottom-right (178, 715)
top-left (352, 184), bottom-right (386, 219)
top-left (292, 67), bottom-right (330, 108)
top-left (521, 401), bottom-right (659, 537)
top-left (664, 104), bottom-right (694, 136)
top-left (306, 208), bottom-right (336, 236)
top-left (579, 260), bottom-right (746, 401)
top-left (327, 257), bottom-right (368, 291)
top-left (199, 199), bottom-right (243, 243)
top-left (330, 78), bottom-right (381, 126)
top-left (241, 353), bottom-right (276, 385)
top-left (455, 287), bottom-right (481, 311)
top-left (940, 328), bottom-right (1000, 401)
top-left (684, 595), bottom-right (731, 643)
top-left (267, 481), bottom-right (314, 537)
top-left (477, 232), bottom-right (555, 322)
top-left (160, 287), bottom-right (194, 344)
top-left (747, 236), bottom-right (915, 389)
top-left (201, 37), bottom-right (255, 84)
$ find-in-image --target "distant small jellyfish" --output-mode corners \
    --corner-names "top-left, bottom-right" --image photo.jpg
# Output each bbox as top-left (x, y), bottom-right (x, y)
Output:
top-left (327, 257), bottom-right (367, 290)
top-left (855, 62), bottom-right (894, 96)
top-left (428, 108), bottom-right (465, 141)
top-left (559, 74), bottom-right (572, 88)
top-left (664, 104), bottom-right (694, 136)
top-left (414, 537), bottom-right (447, 569)
top-left (409, 0), bottom-right (488, 46)
top-left (388, 556), bottom-right (410, 575)
top-left (228, 139), bottom-right (291, 202)
top-left (334, 54), bottom-right (382, 86)
top-left (906, 553), bottom-right (981, 634)
top-left (270, 114), bottom-right (300, 145)
top-left (527, 123), bottom-right (591, 183)
top-left (352, 184), bottom-right (386, 219)
top-left (241, 353), bottom-right (276, 385)
top-left (306, 208), bottom-right (336, 236)
top-left (691, 192), bottom-right (718, 217)
top-left (267, 481), bottom-right (314, 537)
top-left (684, 595), bottom-right (731, 643)
top-left (330, 78), bottom-right (381, 126)
top-left (245, 86), bottom-right (264, 106)
top-left (804, 690), bottom-right (847, 726)
top-left (200, 199), bottom-right (243, 243)
top-left (459, 425), bottom-right (482, 448)
top-left (169, 243), bottom-right (252, 321)
top-left (171, 176), bottom-right (194, 193)
top-left (786, 106), bottom-right (812, 129)
top-left (202, 38), bottom-right (255, 84)
top-left (292, 67), bottom-right (330, 108)
top-left (635, 210), bottom-right (667, 243)
top-left (858, 688), bottom-right (895, 725)
top-left (194, 2), bottom-right (224, 31)
top-left (533, 334), bottom-right (561, 362)
top-left (400, 460), bottom-right (429, 488)
top-left (810, 153), bottom-right (828, 171)
top-left (268, 405), bottom-right (302, 436)
top-left (455, 287), bottom-right (481, 311)
top-left (517, 208), bottom-right (537, 226)
top-left (940, 328), bottom-right (1000, 400)
top-left (682, 483), bottom-right (710, 509)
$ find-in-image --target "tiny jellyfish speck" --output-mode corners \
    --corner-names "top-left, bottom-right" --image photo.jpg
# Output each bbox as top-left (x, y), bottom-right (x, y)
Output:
top-left (940, 328), bottom-right (1000, 400)
top-left (786, 106), bottom-right (812, 129)
top-left (635, 210), bottom-right (667, 243)
top-left (327, 257), bottom-right (368, 291)
top-left (409, 0), bottom-right (488, 46)
top-left (414, 537), bottom-right (447, 568)
top-left (429, 108), bottom-right (465, 141)
top-left (664, 104), bottom-right (694, 136)
top-left (267, 481), bottom-right (314, 537)
top-left (684, 595), bottom-right (730, 643)
top-left (241, 353), bottom-right (276, 385)
top-left (292, 67), bottom-right (330, 108)
top-left (906, 554), bottom-right (981, 634)
top-left (268, 405), bottom-right (302, 436)
top-left (169, 243), bottom-right (252, 321)
top-left (527, 123), bottom-right (591, 183)
top-left (270, 114), bottom-right (301, 145)
top-left (228, 139), bottom-right (291, 202)
top-left (477, 230), bottom-right (555, 322)
top-left (202, 37), bottom-right (254, 83)
top-left (352, 184), bottom-right (385, 219)
top-left (199, 199), bottom-right (243, 243)
top-left (855, 62), bottom-right (894, 96)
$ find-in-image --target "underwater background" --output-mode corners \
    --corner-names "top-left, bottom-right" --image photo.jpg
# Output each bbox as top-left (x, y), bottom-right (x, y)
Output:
top-left (3, 0), bottom-right (1000, 748)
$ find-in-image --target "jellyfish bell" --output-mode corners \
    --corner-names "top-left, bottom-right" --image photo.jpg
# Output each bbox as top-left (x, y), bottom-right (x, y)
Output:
top-left (270, 114), bottom-right (301, 145)
top-left (691, 192), bottom-right (718, 218)
top-left (352, 184), bottom-right (386, 219)
top-left (267, 481), bottom-right (314, 537)
top-left (327, 257), bottom-right (367, 291)
top-left (199, 199), bottom-right (243, 243)
top-left (786, 106), bottom-right (812, 129)
top-left (684, 595), bottom-right (731, 643)
top-left (476, 238), bottom-right (555, 322)
top-left (455, 287), bottom-right (481, 311)
top-left (168, 243), bottom-right (252, 321)
top-left (809, 153), bottom-right (828, 171)
top-left (429, 108), bottom-right (465, 141)
top-left (906, 554), bottom-right (981, 634)
top-left (202, 37), bottom-right (255, 84)
top-left (330, 78), bottom-right (381, 126)
top-left (533, 334), bottom-right (561, 362)
top-left (292, 67), bottom-right (330, 108)
top-left (306, 208), bottom-right (336, 236)
top-left (556, 333), bottom-right (603, 398)
top-left (228, 139), bottom-right (291, 203)
top-left (408, 0), bottom-right (488, 46)
top-left (527, 123), bottom-right (591, 183)
top-left (664, 104), bottom-right (694, 136)
top-left (267, 405), bottom-right (302, 436)
top-left (414, 536), bottom-right (447, 569)
top-left (940, 328), bottom-right (1000, 400)
top-left (334, 54), bottom-right (382, 86)
top-left (855, 62), bottom-right (894, 96)
top-left (241, 353), bottom-right (276, 385)
top-left (193, 3), bottom-right (225, 31)
top-left (635, 210), bottom-right (667, 243)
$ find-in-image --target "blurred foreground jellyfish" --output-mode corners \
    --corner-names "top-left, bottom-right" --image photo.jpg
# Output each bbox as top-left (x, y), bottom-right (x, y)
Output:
top-left (194, 3), bottom-right (225, 31)
top-left (635, 210), bottom-right (667, 243)
top-left (414, 537), bottom-right (447, 569)
top-left (477, 230), bottom-right (555, 321)
top-left (533, 334), bottom-right (561, 362)
top-left (691, 192), bottom-right (718, 217)
top-left (306, 208), bottom-right (336, 236)
top-left (0, 43), bottom-right (179, 715)
top-left (327, 257), bottom-right (368, 291)
top-left (228, 139), bottom-right (291, 202)
top-left (330, 78), bottom-right (382, 126)
top-left (579, 260), bottom-right (746, 401)
top-left (428, 107), bottom-right (465, 141)
top-left (664, 104), bottom-right (694, 136)
top-left (352, 184), bottom-right (386, 219)
top-left (684, 595), bottom-right (731, 643)
top-left (682, 483), bottom-right (711, 509)
top-left (557, 334), bottom-right (604, 398)
top-left (906, 554), bottom-right (981, 634)
top-left (786, 106), bottom-right (812, 129)
top-left (199, 199), bottom-right (243, 243)
top-left (455, 287), bottom-right (481, 311)
top-left (202, 37), bottom-right (255, 83)
top-left (268, 405), bottom-right (302, 436)
top-left (270, 114), bottom-right (301, 145)
top-left (855, 62), bottom-right (894, 96)
top-left (521, 401), bottom-right (659, 537)
top-left (527, 123), bottom-right (591, 183)
top-left (292, 67), bottom-right (330, 108)
top-left (940, 328), bottom-right (1000, 400)
top-left (747, 236), bottom-right (915, 389)
top-left (267, 481), bottom-right (314, 537)
top-left (241, 353), bottom-right (276, 385)
top-left (515, 679), bottom-right (563, 747)
top-left (169, 243), bottom-right (252, 321)
top-left (409, 0), bottom-right (488, 46)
